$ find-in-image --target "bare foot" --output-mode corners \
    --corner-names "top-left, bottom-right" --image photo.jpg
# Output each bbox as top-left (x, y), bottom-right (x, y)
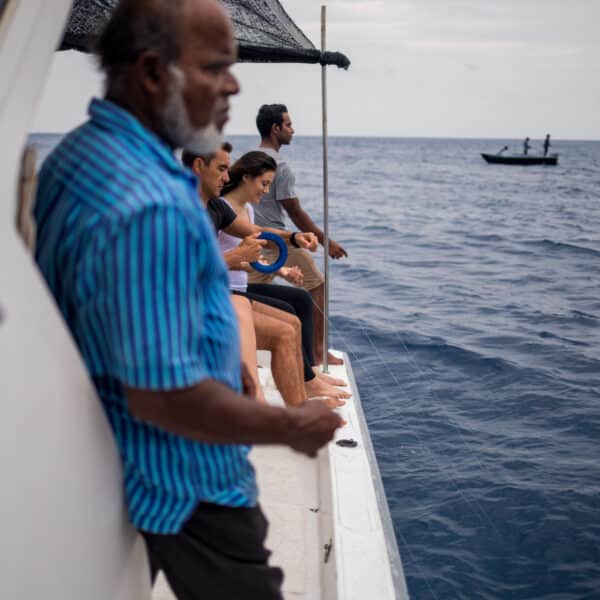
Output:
top-left (314, 368), bottom-right (347, 387)
top-left (315, 352), bottom-right (344, 366)
top-left (305, 377), bottom-right (351, 400)
top-left (324, 396), bottom-right (346, 408)
top-left (326, 384), bottom-right (350, 399)
top-left (328, 352), bottom-right (344, 365)
top-left (308, 395), bottom-right (347, 409)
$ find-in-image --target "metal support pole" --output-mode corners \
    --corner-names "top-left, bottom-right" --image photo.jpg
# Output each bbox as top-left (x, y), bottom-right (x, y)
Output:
top-left (321, 5), bottom-right (330, 373)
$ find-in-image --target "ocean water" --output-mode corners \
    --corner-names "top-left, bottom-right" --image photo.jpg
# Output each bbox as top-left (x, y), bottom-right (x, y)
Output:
top-left (30, 133), bottom-right (600, 599)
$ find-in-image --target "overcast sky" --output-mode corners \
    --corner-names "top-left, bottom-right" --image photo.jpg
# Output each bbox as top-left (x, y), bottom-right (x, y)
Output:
top-left (32, 0), bottom-right (600, 140)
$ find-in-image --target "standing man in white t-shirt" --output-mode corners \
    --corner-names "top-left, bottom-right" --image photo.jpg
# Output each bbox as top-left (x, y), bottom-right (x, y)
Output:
top-left (248, 104), bottom-right (348, 366)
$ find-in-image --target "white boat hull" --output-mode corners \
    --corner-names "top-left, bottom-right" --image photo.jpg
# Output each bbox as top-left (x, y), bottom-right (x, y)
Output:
top-left (0, 2), bottom-right (150, 598)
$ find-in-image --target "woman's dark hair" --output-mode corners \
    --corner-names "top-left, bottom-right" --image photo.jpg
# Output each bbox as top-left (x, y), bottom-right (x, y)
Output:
top-left (256, 104), bottom-right (288, 139)
top-left (222, 151), bottom-right (277, 195)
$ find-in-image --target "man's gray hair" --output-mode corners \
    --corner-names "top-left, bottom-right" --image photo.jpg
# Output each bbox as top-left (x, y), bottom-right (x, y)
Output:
top-left (96, 0), bottom-right (185, 95)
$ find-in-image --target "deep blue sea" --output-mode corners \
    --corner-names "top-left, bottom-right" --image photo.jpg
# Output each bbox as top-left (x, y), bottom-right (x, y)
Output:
top-left (30, 133), bottom-right (600, 599)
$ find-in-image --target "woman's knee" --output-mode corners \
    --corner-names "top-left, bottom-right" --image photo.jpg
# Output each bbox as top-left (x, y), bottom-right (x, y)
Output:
top-left (232, 294), bottom-right (252, 313)
top-left (232, 296), bottom-right (253, 323)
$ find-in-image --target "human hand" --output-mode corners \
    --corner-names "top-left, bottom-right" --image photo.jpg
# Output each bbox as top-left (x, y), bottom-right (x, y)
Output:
top-left (328, 238), bottom-right (348, 259)
top-left (295, 232), bottom-right (319, 252)
top-left (237, 233), bottom-right (266, 264)
top-left (286, 400), bottom-right (344, 457)
top-left (279, 266), bottom-right (304, 286)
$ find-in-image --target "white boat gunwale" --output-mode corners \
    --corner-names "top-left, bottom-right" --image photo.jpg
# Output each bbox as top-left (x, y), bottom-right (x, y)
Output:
top-left (340, 352), bottom-right (409, 599)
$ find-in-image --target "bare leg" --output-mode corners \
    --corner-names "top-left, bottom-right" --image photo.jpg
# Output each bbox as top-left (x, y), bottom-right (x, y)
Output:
top-left (305, 377), bottom-right (349, 403)
top-left (253, 301), bottom-right (349, 403)
top-left (231, 295), bottom-right (265, 403)
top-left (310, 283), bottom-right (343, 366)
top-left (254, 301), bottom-right (305, 382)
top-left (252, 302), bottom-right (306, 407)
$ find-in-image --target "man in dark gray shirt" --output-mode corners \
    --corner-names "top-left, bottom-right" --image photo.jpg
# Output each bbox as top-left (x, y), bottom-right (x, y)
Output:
top-left (249, 104), bottom-right (348, 366)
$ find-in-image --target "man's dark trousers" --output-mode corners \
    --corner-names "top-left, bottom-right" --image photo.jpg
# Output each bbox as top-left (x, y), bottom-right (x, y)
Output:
top-left (142, 503), bottom-right (284, 599)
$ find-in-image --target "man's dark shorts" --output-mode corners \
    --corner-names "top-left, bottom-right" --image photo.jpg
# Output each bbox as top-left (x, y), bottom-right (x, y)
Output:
top-left (142, 503), bottom-right (284, 600)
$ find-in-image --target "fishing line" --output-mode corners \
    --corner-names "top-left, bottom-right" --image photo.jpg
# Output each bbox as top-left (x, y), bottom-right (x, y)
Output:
top-left (395, 528), bottom-right (442, 600)
top-left (310, 318), bottom-right (470, 598)
top-left (338, 325), bottom-right (502, 540)
top-left (308, 292), bottom-right (504, 539)
top-left (309, 309), bottom-right (444, 599)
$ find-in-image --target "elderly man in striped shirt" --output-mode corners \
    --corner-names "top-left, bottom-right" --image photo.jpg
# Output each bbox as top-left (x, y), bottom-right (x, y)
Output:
top-left (33, 1), bottom-right (342, 598)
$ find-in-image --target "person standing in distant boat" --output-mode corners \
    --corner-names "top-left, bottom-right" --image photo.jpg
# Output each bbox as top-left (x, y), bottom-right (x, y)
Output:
top-left (543, 134), bottom-right (551, 156)
top-left (249, 103), bottom-right (348, 366)
top-left (523, 137), bottom-right (531, 155)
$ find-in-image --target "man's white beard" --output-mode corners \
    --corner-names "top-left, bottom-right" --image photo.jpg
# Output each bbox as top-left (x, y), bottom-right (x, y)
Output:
top-left (160, 65), bottom-right (223, 155)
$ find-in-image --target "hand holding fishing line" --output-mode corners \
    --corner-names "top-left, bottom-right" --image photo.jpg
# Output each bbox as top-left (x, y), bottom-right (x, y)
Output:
top-left (293, 231), bottom-right (319, 251)
top-left (328, 238), bottom-right (348, 259)
top-left (285, 401), bottom-right (345, 458)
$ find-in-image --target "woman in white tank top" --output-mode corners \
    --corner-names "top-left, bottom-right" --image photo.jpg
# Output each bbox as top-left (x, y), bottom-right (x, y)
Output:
top-left (220, 152), bottom-right (348, 407)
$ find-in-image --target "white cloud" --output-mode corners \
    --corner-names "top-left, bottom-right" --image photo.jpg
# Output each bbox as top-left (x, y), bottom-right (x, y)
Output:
top-left (31, 0), bottom-right (600, 140)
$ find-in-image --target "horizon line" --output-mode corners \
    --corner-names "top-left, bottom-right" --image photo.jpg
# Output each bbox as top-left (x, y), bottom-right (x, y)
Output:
top-left (30, 131), bottom-right (600, 143)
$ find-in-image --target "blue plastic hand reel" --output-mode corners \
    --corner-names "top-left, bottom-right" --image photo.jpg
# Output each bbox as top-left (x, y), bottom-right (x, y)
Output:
top-left (250, 232), bottom-right (288, 274)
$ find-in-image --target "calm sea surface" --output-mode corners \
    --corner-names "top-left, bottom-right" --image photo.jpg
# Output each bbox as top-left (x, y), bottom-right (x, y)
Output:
top-left (30, 133), bottom-right (600, 599)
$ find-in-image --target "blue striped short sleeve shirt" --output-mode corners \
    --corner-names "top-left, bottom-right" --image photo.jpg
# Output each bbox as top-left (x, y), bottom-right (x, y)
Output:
top-left (34, 98), bottom-right (257, 533)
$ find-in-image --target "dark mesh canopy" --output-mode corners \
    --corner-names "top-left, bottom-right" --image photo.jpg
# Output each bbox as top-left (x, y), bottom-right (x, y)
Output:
top-left (59, 0), bottom-right (350, 69)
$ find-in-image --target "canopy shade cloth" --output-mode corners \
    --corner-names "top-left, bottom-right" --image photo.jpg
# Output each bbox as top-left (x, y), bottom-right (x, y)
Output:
top-left (59, 0), bottom-right (351, 69)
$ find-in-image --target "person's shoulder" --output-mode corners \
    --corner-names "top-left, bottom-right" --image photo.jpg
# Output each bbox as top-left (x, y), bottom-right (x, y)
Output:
top-left (41, 120), bottom-right (157, 194)
top-left (85, 166), bottom-right (200, 246)
top-left (208, 196), bottom-right (235, 220)
top-left (257, 147), bottom-right (292, 173)
top-left (38, 125), bottom-right (165, 221)
top-left (39, 122), bottom-right (96, 177)
top-left (256, 146), bottom-right (278, 159)
top-left (209, 196), bottom-right (230, 211)
top-left (255, 146), bottom-right (291, 167)
top-left (274, 157), bottom-right (294, 181)
top-left (38, 125), bottom-right (206, 255)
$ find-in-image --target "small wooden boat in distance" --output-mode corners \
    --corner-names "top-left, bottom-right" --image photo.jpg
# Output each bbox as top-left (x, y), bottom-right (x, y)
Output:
top-left (481, 153), bottom-right (559, 166)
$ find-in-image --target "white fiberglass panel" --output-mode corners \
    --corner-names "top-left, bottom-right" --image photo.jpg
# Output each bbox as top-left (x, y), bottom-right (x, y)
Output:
top-left (0, 1), bottom-right (150, 598)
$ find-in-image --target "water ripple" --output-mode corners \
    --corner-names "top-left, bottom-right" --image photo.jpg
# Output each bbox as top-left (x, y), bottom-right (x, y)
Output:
top-left (30, 133), bottom-right (600, 600)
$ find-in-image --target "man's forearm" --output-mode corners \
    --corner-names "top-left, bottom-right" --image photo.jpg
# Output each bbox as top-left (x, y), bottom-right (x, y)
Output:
top-left (286, 208), bottom-right (324, 242)
top-left (259, 226), bottom-right (293, 242)
top-left (227, 220), bottom-right (293, 244)
top-left (126, 378), bottom-right (294, 445)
